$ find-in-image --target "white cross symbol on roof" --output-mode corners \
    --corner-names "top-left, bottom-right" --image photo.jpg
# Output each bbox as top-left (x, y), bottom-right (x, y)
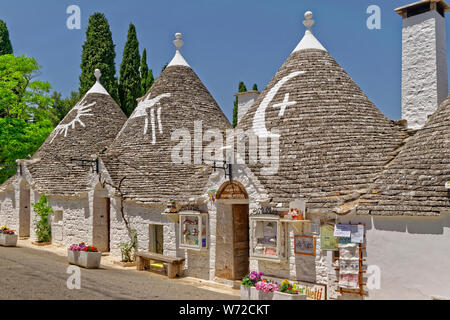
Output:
top-left (272, 93), bottom-right (297, 117)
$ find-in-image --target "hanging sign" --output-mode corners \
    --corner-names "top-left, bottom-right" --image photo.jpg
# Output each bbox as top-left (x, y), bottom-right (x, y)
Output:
top-left (334, 224), bottom-right (352, 238)
top-left (334, 224), bottom-right (364, 244)
top-left (351, 225), bottom-right (364, 244)
top-left (320, 222), bottom-right (338, 251)
top-left (294, 235), bottom-right (316, 256)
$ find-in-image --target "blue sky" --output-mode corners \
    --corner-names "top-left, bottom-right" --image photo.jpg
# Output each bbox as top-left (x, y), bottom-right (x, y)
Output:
top-left (1, 0), bottom-right (448, 121)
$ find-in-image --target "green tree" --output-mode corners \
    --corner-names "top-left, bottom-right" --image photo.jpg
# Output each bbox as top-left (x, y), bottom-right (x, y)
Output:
top-left (79, 13), bottom-right (118, 102)
top-left (232, 81), bottom-right (247, 128)
top-left (119, 24), bottom-right (141, 116)
top-left (51, 91), bottom-right (80, 126)
top-left (140, 48), bottom-right (154, 95)
top-left (0, 19), bottom-right (13, 56)
top-left (0, 54), bottom-right (54, 121)
top-left (0, 54), bottom-right (55, 183)
top-left (252, 83), bottom-right (258, 91)
top-left (32, 194), bottom-right (53, 243)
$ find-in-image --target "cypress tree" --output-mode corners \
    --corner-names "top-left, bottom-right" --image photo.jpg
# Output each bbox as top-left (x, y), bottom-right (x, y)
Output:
top-left (252, 83), bottom-right (258, 91)
top-left (79, 13), bottom-right (118, 102)
top-left (232, 81), bottom-right (247, 128)
top-left (119, 23), bottom-right (141, 116)
top-left (0, 19), bottom-right (13, 55)
top-left (140, 48), bottom-right (154, 95)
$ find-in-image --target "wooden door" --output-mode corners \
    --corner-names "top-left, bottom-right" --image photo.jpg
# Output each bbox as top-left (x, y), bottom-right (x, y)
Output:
top-left (19, 188), bottom-right (30, 237)
top-left (233, 204), bottom-right (249, 280)
top-left (93, 197), bottom-right (110, 252)
top-left (156, 225), bottom-right (164, 254)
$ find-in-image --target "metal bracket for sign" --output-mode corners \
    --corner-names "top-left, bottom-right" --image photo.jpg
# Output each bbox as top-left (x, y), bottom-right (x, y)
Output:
top-left (70, 158), bottom-right (99, 173)
top-left (0, 163), bottom-right (21, 175)
top-left (211, 160), bottom-right (232, 181)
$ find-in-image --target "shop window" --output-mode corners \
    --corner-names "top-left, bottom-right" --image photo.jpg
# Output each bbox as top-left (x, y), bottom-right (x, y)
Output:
top-left (250, 215), bottom-right (286, 261)
top-left (179, 211), bottom-right (208, 251)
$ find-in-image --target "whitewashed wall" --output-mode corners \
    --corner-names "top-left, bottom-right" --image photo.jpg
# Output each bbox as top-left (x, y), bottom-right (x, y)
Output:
top-left (46, 196), bottom-right (91, 247)
top-left (0, 189), bottom-right (18, 231)
top-left (364, 214), bottom-right (450, 300)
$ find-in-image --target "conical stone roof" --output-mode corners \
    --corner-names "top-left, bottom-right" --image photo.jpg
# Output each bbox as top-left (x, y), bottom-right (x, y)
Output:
top-left (358, 95), bottom-right (450, 216)
top-left (237, 12), bottom-right (409, 213)
top-left (25, 70), bottom-right (127, 196)
top-left (102, 33), bottom-right (231, 204)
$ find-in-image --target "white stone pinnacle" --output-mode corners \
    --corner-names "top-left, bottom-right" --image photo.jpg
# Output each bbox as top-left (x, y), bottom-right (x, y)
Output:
top-left (168, 32), bottom-right (191, 68)
top-left (303, 11), bottom-right (315, 30)
top-left (94, 69), bottom-right (102, 82)
top-left (292, 10), bottom-right (327, 53)
top-left (86, 68), bottom-right (109, 95)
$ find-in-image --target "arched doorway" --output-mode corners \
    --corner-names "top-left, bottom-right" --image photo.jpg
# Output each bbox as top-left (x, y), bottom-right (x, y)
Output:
top-left (215, 181), bottom-right (249, 281)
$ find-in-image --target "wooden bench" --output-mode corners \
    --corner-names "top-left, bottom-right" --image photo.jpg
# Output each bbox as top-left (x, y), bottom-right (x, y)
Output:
top-left (136, 251), bottom-right (185, 279)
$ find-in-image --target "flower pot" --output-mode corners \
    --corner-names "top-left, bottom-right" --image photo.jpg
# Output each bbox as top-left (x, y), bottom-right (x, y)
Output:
top-left (240, 285), bottom-right (252, 300)
top-left (273, 291), bottom-right (307, 300)
top-left (250, 287), bottom-right (274, 300)
top-left (0, 233), bottom-right (18, 247)
top-left (67, 249), bottom-right (102, 269)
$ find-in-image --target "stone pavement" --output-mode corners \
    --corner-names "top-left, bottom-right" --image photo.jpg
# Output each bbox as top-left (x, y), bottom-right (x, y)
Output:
top-left (0, 240), bottom-right (239, 300)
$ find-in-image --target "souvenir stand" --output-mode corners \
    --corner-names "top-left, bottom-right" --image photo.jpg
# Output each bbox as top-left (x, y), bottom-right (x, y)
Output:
top-left (248, 199), bottom-right (368, 300)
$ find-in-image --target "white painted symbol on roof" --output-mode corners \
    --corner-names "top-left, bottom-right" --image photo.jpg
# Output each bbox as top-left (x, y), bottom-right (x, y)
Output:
top-left (50, 99), bottom-right (95, 143)
top-left (131, 93), bottom-right (171, 144)
top-left (252, 71), bottom-right (305, 138)
top-left (273, 93), bottom-right (296, 117)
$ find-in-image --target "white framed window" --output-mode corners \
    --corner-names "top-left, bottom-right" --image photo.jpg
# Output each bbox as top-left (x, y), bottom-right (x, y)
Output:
top-left (250, 215), bottom-right (287, 262)
top-left (179, 211), bottom-right (208, 251)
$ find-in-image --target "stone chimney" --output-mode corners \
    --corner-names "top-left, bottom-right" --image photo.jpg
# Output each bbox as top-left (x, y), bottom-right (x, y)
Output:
top-left (395, 0), bottom-right (449, 129)
top-left (234, 90), bottom-right (260, 125)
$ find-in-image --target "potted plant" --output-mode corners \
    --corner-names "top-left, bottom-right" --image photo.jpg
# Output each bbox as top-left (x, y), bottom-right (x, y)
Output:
top-left (240, 271), bottom-right (263, 300)
top-left (68, 242), bottom-right (102, 269)
top-left (253, 280), bottom-right (279, 300)
top-left (0, 226), bottom-right (18, 247)
top-left (273, 279), bottom-right (307, 300)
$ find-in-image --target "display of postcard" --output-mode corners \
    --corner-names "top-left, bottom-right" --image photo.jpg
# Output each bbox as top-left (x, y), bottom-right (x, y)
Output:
top-left (334, 224), bottom-right (352, 237)
top-left (338, 237), bottom-right (351, 244)
top-left (351, 225), bottom-right (364, 243)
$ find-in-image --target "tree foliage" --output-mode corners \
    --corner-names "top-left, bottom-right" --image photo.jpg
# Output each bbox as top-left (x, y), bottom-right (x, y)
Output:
top-left (0, 19), bottom-right (13, 56)
top-left (232, 81), bottom-right (247, 128)
top-left (119, 24), bottom-right (141, 116)
top-left (50, 91), bottom-right (80, 126)
top-left (79, 13), bottom-right (119, 102)
top-left (0, 54), bottom-right (55, 183)
top-left (252, 83), bottom-right (258, 91)
top-left (140, 48), bottom-right (154, 96)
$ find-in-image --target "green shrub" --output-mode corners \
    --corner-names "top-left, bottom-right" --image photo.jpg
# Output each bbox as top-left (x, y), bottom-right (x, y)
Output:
top-left (32, 194), bottom-right (52, 242)
top-left (119, 229), bottom-right (137, 262)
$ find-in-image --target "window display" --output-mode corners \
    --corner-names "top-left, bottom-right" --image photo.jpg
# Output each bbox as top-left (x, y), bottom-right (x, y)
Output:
top-left (179, 211), bottom-right (208, 251)
top-left (250, 215), bottom-right (286, 261)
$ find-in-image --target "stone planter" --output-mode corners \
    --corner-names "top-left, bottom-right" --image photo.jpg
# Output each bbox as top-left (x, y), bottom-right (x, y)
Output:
top-left (250, 287), bottom-right (274, 300)
top-left (67, 249), bottom-right (102, 269)
top-left (240, 285), bottom-right (252, 300)
top-left (0, 233), bottom-right (18, 247)
top-left (273, 291), bottom-right (307, 300)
